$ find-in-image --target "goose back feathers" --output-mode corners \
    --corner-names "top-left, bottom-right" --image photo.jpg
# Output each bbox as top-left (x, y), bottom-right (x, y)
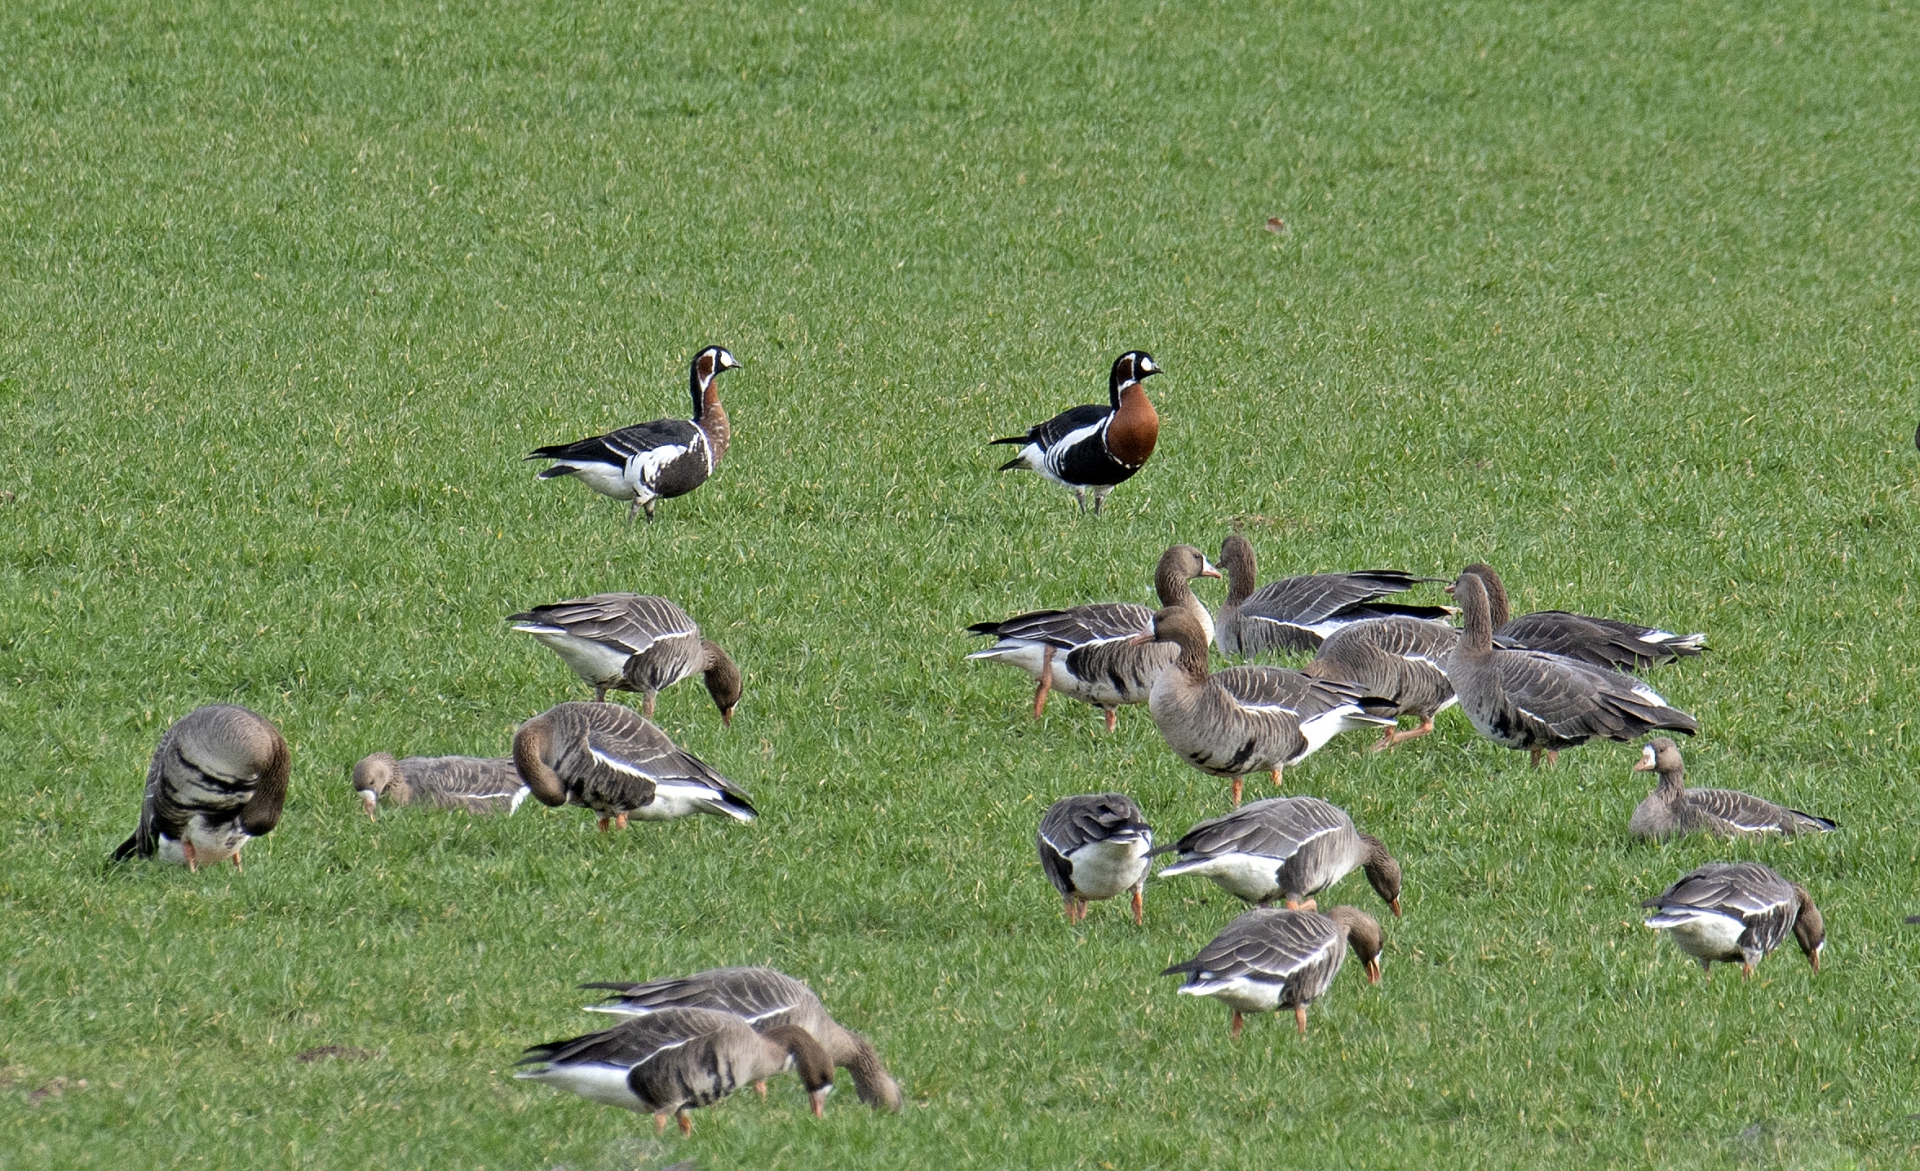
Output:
top-left (1627, 738), bottom-right (1834, 840)
top-left (1458, 563), bottom-right (1706, 671)
top-left (1157, 796), bottom-right (1401, 914)
top-left (1641, 862), bottom-right (1824, 977)
top-left (1216, 535), bottom-right (1452, 657)
top-left (1036, 793), bottom-right (1154, 925)
top-left (1302, 616), bottom-right (1460, 749)
top-left (990, 351), bottom-right (1161, 514)
top-left (513, 702), bottom-right (755, 829)
top-left (113, 704), bottom-right (289, 870)
top-left (1162, 905), bottom-right (1383, 1036)
top-left (351, 753), bottom-right (528, 818)
top-left (509, 592), bottom-right (741, 721)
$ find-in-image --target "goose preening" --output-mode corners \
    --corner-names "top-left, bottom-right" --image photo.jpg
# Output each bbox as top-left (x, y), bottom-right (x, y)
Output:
top-left (1641, 862), bottom-right (1824, 979)
top-left (965, 544), bottom-right (1220, 730)
top-left (508, 593), bottom-right (741, 721)
top-left (112, 704), bottom-right (289, 872)
top-left (1451, 563), bottom-right (1705, 672)
top-left (1155, 796), bottom-right (1401, 915)
top-left (580, 967), bottom-right (902, 1111)
top-left (1628, 738), bottom-right (1835, 841)
top-left (515, 1007), bottom-right (834, 1135)
top-left (1214, 535), bottom-right (1452, 658)
top-left (350, 753), bottom-right (529, 819)
top-left (527, 345), bottom-right (740, 524)
top-left (1445, 572), bottom-right (1698, 768)
top-left (513, 702), bottom-right (755, 830)
top-left (1141, 606), bottom-right (1395, 805)
top-left (1036, 793), bottom-right (1154, 925)
top-left (1162, 906), bottom-right (1382, 1037)
top-left (990, 350), bottom-right (1160, 515)
top-left (1301, 617), bottom-right (1460, 750)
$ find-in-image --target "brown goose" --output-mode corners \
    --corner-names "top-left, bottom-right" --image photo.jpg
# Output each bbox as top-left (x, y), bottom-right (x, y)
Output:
top-left (112, 704), bottom-right (289, 872)
top-left (1142, 606), bottom-right (1395, 805)
top-left (965, 544), bottom-right (1221, 730)
top-left (1445, 572), bottom-right (1698, 768)
top-left (1036, 793), bottom-right (1154, 925)
top-left (1215, 534), bottom-right (1452, 658)
top-left (1301, 616), bottom-right (1460, 750)
top-left (580, 967), bottom-right (901, 1111)
top-left (1641, 862), bottom-right (1824, 979)
top-left (350, 753), bottom-right (528, 819)
top-left (509, 593), bottom-right (741, 722)
top-left (515, 1007), bottom-right (833, 1134)
top-left (1162, 906), bottom-right (1382, 1037)
top-left (1156, 796), bottom-right (1401, 915)
top-left (514, 702), bottom-right (755, 830)
top-left (1628, 738), bottom-right (1834, 840)
top-left (1453, 563), bottom-right (1705, 672)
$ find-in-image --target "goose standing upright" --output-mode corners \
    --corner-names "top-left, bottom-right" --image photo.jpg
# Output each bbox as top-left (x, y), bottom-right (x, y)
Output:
top-left (513, 702), bottom-right (755, 830)
top-left (1162, 905), bottom-right (1383, 1037)
top-left (990, 350), bottom-right (1160, 514)
top-left (1215, 535), bottom-right (1453, 657)
top-left (1641, 862), bottom-right (1824, 979)
top-left (112, 704), bottom-right (290, 871)
top-left (1627, 738), bottom-right (1835, 840)
top-left (1300, 617), bottom-right (1460, 749)
top-left (1035, 793), bottom-right (1154, 925)
top-left (1453, 563), bottom-right (1705, 672)
top-left (350, 753), bottom-right (529, 818)
top-left (508, 593), bottom-right (741, 721)
top-left (1155, 796), bottom-right (1402, 915)
top-left (527, 345), bottom-right (741, 524)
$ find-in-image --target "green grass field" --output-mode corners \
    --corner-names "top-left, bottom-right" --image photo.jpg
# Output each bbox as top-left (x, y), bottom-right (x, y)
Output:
top-left (5, 0), bottom-right (1920, 1165)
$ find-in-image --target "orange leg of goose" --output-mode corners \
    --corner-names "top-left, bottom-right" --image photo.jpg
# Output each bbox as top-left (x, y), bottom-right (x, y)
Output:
top-left (755, 1080), bottom-right (768, 1099)
top-left (1103, 707), bottom-right (1117, 733)
top-left (1270, 766), bottom-right (1283, 789)
top-left (1530, 748), bottom-right (1544, 769)
top-left (615, 812), bottom-right (629, 831)
top-left (1371, 717), bottom-right (1436, 752)
top-left (1032, 647), bottom-right (1055, 718)
top-left (677, 1110), bottom-right (693, 1136)
top-left (1131, 886), bottom-right (1144, 927)
top-left (654, 1113), bottom-right (669, 1135)
top-left (1230, 777), bottom-right (1244, 807)
top-left (643, 693), bottom-right (657, 718)
top-left (1294, 1005), bottom-right (1309, 1037)
top-left (1230, 1011), bottom-right (1244, 1039)
top-left (1741, 962), bottom-right (1755, 981)
top-left (183, 841), bottom-right (199, 873)
top-left (1547, 750), bottom-right (1559, 767)
top-left (597, 816), bottom-right (611, 833)
top-left (231, 851), bottom-right (243, 873)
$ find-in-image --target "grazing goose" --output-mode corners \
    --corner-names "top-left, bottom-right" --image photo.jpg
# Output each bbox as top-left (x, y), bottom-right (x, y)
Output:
top-left (1445, 572), bottom-right (1697, 768)
top-left (1036, 793), bottom-right (1154, 925)
top-left (1453, 563), bottom-right (1705, 672)
top-left (580, 967), bottom-right (902, 1112)
top-left (1142, 606), bottom-right (1395, 805)
top-left (350, 753), bottom-right (529, 819)
top-left (112, 704), bottom-right (289, 872)
top-left (965, 544), bottom-right (1221, 730)
top-left (1162, 906), bottom-right (1382, 1037)
top-left (1215, 535), bottom-right (1452, 658)
top-left (527, 345), bottom-right (740, 524)
top-left (515, 1007), bottom-right (834, 1135)
top-left (990, 350), bottom-right (1161, 514)
top-left (1641, 862), bottom-right (1824, 979)
top-left (508, 593), bottom-right (742, 721)
top-left (1301, 617), bottom-right (1460, 750)
top-left (513, 702), bottom-right (755, 830)
top-left (1629, 739), bottom-right (1836, 841)
top-left (1156, 796), bottom-right (1401, 915)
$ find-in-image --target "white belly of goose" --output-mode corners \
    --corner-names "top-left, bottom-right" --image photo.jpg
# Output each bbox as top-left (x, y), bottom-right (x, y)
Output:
top-left (629, 781), bottom-right (747, 822)
top-left (1063, 837), bottom-right (1150, 900)
top-left (964, 641), bottom-right (1053, 679)
top-left (567, 461), bottom-right (642, 502)
top-left (155, 816), bottom-right (251, 866)
top-left (517, 1062), bottom-right (646, 1111)
top-left (1157, 853), bottom-right (1282, 903)
top-left (1177, 973), bottom-right (1289, 1014)
top-left (1647, 909), bottom-right (1746, 963)
top-left (515, 628), bottom-right (633, 688)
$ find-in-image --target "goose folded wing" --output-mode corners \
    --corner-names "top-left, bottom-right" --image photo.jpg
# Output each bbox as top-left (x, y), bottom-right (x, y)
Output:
top-left (1241, 571), bottom-right (1432, 625)
top-left (1685, 788), bottom-right (1813, 834)
top-left (1173, 798), bottom-right (1346, 861)
top-left (1501, 611), bottom-right (1701, 671)
top-left (510, 594), bottom-right (696, 656)
top-left (581, 969), bottom-right (811, 1026)
top-left (1023, 403), bottom-right (1112, 449)
top-left (1216, 667), bottom-right (1365, 718)
top-left (1215, 914), bottom-right (1341, 981)
top-left (969, 602), bottom-right (1154, 648)
top-left (1493, 652), bottom-right (1694, 741)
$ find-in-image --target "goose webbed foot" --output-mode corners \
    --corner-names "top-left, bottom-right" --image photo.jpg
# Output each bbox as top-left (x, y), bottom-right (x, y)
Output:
top-left (755, 1079), bottom-right (768, 1100)
top-left (1371, 718), bottom-right (1435, 751)
top-left (614, 812), bottom-right (629, 831)
top-left (231, 852), bottom-right (243, 873)
top-left (677, 1109), bottom-right (692, 1136)
top-left (1102, 707), bottom-right (1117, 732)
top-left (1270, 766), bottom-right (1283, 789)
top-left (597, 816), bottom-right (611, 833)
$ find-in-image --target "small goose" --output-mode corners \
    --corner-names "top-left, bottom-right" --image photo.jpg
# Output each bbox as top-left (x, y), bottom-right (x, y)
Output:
top-left (1036, 793), bottom-right (1154, 925)
top-left (990, 350), bottom-right (1161, 515)
top-left (1162, 906), bottom-right (1382, 1037)
top-left (965, 544), bottom-right (1221, 730)
top-left (1156, 796), bottom-right (1401, 915)
top-left (1453, 563), bottom-right (1706, 672)
top-left (1301, 616), bottom-right (1460, 750)
top-left (1215, 534), bottom-right (1453, 657)
top-left (527, 345), bottom-right (741, 524)
top-left (1641, 862), bottom-right (1824, 979)
top-left (514, 702), bottom-right (755, 830)
top-left (1142, 606), bottom-right (1395, 805)
top-left (350, 753), bottom-right (529, 819)
top-left (112, 704), bottom-right (289, 872)
top-left (508, 593), bottom-right (742, 722)
top-left (1629, 738), bottom-right (1835, 840)
top-left (515, 1007), bottom-right (834, 1135)
top-left (580, 967), bottom-right (901, 1111)
top-left (1446, 571), bottom-right (1698, 768)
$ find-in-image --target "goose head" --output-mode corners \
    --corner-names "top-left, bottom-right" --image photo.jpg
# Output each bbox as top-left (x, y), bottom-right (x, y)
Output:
top-left (1791, 886), bottom-right (1825, 973)
top-left (688, 345), bottom-right (742, 412)
top-left (1154, 543), bottom-right (1222, 605)
top-left (350, 752), bottom-right (399, 820)
top-left (1107, 350), bottom-right (1162, 401)
top-left (763, 1025), bottom-right (836, 1117)
top-left (1357, 833), bottom-right (1403, 918)
top-left (1326, 905), bottom-right (1385, 985)
top-left (1634, 738), bottom-right (1685, 777)
top-left (702, 640), bottom-right (743, 727)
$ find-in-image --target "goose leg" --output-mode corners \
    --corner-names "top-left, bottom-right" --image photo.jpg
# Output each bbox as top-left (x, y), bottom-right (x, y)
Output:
top-left (1294, 1005), bottom-right (1309, 1037)
top-left (676, 1109), bottom-right (692, 1136)
top-left (628, 498), bottom-right (643, 526)
top-left (1740, 962), bottom-right (1754, 981)
top-left (1370, 717), bottom-right (1436, 752)
top-left (1092, 487), bottom-right (1110, 515)
top-left (231, 851), bottom-right (243, 873)
top-left (1530, 748), bottom-right (1544, 769)
top-left (654, 1113), bottom-right (669, 1135)
top-left (1131, 886), bottom-right (1145, 927)
top-left (643, 692), bottom-right (657, 718)
top-left (1103, 707), bottom-right (1117, 732)
top-left (1032, 647), bottom-right (1055, 718)
top-left (1230, 777), bottom-right (1244, 807)
top-left (1062, 894), bottom-right (1077, 923)
top-left (183, 841), bottom-right (199, 873)
top-left (1547, 750), bottom-right (1559, 767)
top-left (1074, 489), bottom-right (1088, 514)
top-left (1230, 1011), bottom-right (1244, 1039)
top-left (615, 812), bottom-right (629, 831)
top-left (593, 685), bottom-right (608, 702)
top-left (1270, 766), bottom-right (1284, 789)
top-left (645, 500), bottom-right (659, 524)
top-left (755, 1080), bottom-right (768, 1099)
top-left (597, 816), bottom-right (611, 833)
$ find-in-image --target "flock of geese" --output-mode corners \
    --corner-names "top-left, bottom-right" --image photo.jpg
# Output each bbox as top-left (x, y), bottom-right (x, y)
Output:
top-left (106, 347), bottom-right (1855, 1136)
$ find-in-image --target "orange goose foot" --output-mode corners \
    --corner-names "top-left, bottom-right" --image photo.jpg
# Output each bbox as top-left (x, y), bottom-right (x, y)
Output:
top-left (231, 852), bottom-right (243, 873)
top-left (615, 812), bottom-right (629, 831)
top-left (1131, 886), bottom-right (1144, 927)
top-left (1230, 777), bottom-right (1244, 807)
top-left (1284, 897), bottom-right (1318, 912)
top-left (654, 1112), bottom-right (669, 1135)
top-left (755, 1079), bottom-right (768, 1100)
top-left (1370, 718), bottom-right (1435, 752)
top-left (677, 1109), bottom-right (692, 1136)
top-left (1294, 1005), bottom-right (1309, 1037)
top-left (597, 816), bottom-right (611, 833)
top-left (1270, 766), bottom-right (1283, 789)
top-left (1103, 707), bottom-right (1117, 733)
top-left (183, 841), bottom-right (199, 873)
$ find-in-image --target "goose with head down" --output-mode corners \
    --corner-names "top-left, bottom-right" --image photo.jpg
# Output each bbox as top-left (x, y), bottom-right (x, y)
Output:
top-left (1035, 793), bottom-right (1154, 925)
top-left (513, 702), bottom-right (755, 830)
top-left (1300, 616), bottom-right (1461, 750)
top-left (1628, 738), bottom-right (1834, 841)
top-left (1155, 796), bottom-right (1401, 915)
top-left (112, 704), bottom-right (289, 872)
top-left (1215, 534), bottom-right (1453, 658)
top-left (1452, 563), bottom-right (1705, 672)
top-left (1641, 862), bottom-right (1824, 979)
top-left (1162, 905), bottom-right (1383, 1037)
top-left (508, 592), bottom-right (741, 721)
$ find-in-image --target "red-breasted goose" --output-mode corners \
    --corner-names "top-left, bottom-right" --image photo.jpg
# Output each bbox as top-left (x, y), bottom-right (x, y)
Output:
top-left (1445, 572), bottom-right (1697, 768)
top-left (1300, 616), bottom-right (1460, 750)
top-left (1452, 563), bottom-right (1705, 672)
top-left (509, 593), bottom-right (741, 722)
top-left (1628, 738), bottom-right (1834, 840)
top-left (1162, 905), bottom-right (1382, 1037)
top-left (527, 345), bottom-right (740, 524)
top-left (1215, 534), bottom-right (1452, 657)
top-left (112, 704), bottom-right (289, 872)
top-left (1156, 796), bottom-right (1401, 915)
top-left (1641, 862), bottom-right (1824, 979)
top-left (1036, 793), bottom-right (1154, 925)
top-left (514, 702), bottom-right (755, 830)
top-left (580, 967), bottom-right (901, 1111)
top-left (350, 753), bottom-right (528, 819)
top-left (990, 350), bottom-right (1160, 514)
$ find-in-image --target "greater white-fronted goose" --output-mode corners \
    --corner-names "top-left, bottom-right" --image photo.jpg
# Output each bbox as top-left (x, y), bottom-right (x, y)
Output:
top-left (112, 704), bottom-right (289, 872)
top-left (1641, 862), bottom-right (1824, 979)
top-left (1301, 616), bottom-right (1460, 750)
top-left (991, 350), bottom-right (1160, 515)
top-left (1453, 563), bottom-right (1706, 672)
top-left (1445, 572), bottom-right (1698, 768)
top-left (965, 544), bottom-right (1220, 730)
top-left (580, 967), bottom-right (901, 1111)
top-left (350, 753), bottom-right (528, 819)
top-left (1156, 796), bottom-right (1401, 915)
top-left (1161, 905), bottom-right (1382, 1037)
top-left (515, 1007), bottom-right (834, 1134)
top-left (514, 702), bottom-right (755, 830)
top-left (1142, 606), bottom-right (1395, 805)
top-left (1628, 738), bottom-right (1835, 841)
top-left (527, 345), bottom-right (740, 524)
top-left (1036, 793), bottom-right (1154, 925)
top-left (1215, 534), bottom-right (1452, 658)
top-left (508, 593), bottom-right (741, 722)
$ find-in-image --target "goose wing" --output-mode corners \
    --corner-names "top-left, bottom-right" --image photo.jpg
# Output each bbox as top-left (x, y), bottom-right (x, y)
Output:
top-left (1002, 403), bottom-right (1111, 451)
top-left (1501, 610), bottom-right (1706, 671)
top-left (967, 602), bottom-right (1154, 649)
top-left (1489, 649), bottom-right (1698, 743)
top-left (1039, 794), bottom-right (1151, 856)
top-left (530, 418), bottom-right (703, 468)
top-left (508, 593), bottom-right (698, 657)
top-left (1687, 788), bottom-right (1835, 835)
top-left (580, 968), bottom-right (816, 1028)
top-left (1169, 797), bottom-right (1350, 862)
top-left (1215, 666), bottom-right (1369, 718)
top-left (1162, 908), bottom-right (1343, 989)
top-left (517, 1009), bottom-right (727, 1072)
top-left (584, 712), bottom-right (753, 808)
top-left (1233, 571), bottom-right (1448, 651)
top-left (115, 727), bottom-right (173, 860)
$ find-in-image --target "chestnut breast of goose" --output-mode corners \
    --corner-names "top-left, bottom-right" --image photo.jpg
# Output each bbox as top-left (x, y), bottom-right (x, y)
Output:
top-left (1640, 862), bottom-right (1823, 973)
top-left (514, 702), bottom-right (755, 823)
top-left (1157, 796), bottom-right (1361, 904)
top-left (1037, 793), bottom-right (1154, 902)
top-left (113, 704), bottom-right (290, 868)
